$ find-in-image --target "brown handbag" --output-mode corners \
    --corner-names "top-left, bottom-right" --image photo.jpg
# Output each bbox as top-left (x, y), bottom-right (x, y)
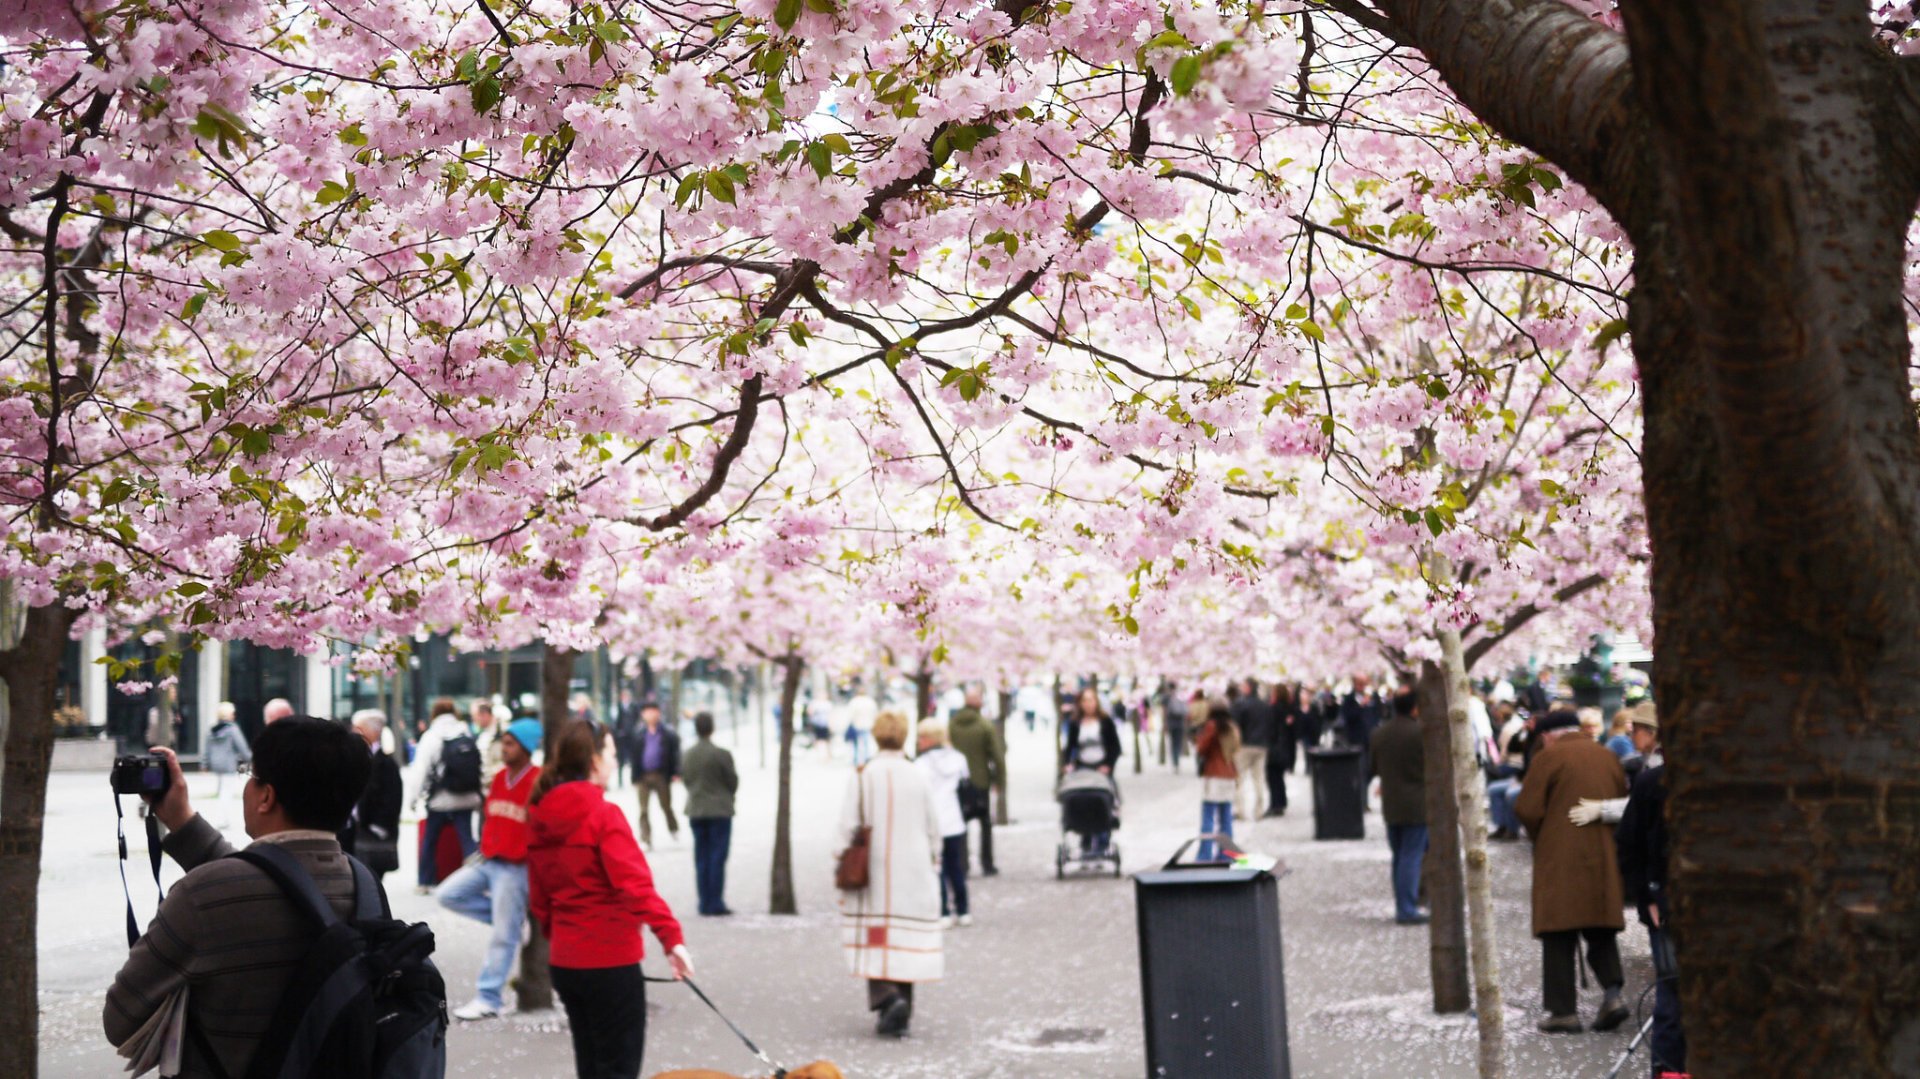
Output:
top-left (835, 765), bottom-right (871, 891)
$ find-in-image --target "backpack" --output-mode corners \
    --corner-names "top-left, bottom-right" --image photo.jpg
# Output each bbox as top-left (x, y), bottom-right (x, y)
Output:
top-left (432, 734), bottom-right (482, 797)
top-left (202, 845), bottom-right (448, 1079)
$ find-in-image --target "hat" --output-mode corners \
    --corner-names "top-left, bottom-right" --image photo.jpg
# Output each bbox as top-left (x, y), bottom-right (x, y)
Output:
top-left (1628, 704), bottom-right (1658, 732)
top-left (1534, 708), bottom-right (1580, 735)
top-left (503, 718), bottom-right (543, 753)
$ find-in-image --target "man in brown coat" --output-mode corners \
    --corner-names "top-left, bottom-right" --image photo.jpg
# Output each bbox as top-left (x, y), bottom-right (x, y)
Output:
top-left (1515, 708), bottom-right (1631, 1033)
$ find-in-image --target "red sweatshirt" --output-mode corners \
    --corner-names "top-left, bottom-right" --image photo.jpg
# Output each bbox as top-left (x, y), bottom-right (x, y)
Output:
top-left (527, 780), bottom-right (685, 968)
top-left (479, 765), bottom-right (540, 862)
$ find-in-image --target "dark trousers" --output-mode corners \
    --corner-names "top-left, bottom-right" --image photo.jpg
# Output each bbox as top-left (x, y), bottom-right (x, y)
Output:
top-left (418, 809), bottom-right (475, 886)
top-left (938, 834), bottom-right (969, 916)
top-left (1540, 928), bottom-right (1624, 1017)
top-left (970, 811), bottom-right (997, 873)
top-left (867, 979), bottom-right (914, 1013)
top-left (1649, 927), bottom-right (1686, 1076)
top-left (552, 964), bottom-right (647, 1079)
top-left (1386, 823), bottom-right (1429, 920)
top-left (1266, 746), bottom-right (1291, 811)
top-left (1166, 723), bottom-right (1186, 769)
top-left (690, 817), bottom-right (732, 915)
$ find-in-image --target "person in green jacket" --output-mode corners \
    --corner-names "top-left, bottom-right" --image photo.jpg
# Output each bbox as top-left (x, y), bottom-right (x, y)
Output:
top-left (681, 712), bottom-right (738, 916)
top-left (947, 687), bottom-right (1007, 876)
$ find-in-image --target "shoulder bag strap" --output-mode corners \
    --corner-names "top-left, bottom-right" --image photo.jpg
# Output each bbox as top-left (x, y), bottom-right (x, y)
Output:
top-left (229, 846), bottom-right (341, 929)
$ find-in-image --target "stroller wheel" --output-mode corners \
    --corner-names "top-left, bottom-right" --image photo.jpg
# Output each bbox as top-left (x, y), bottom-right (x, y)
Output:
top-left (1055, 846), bottom-right (1066, 880)
top-left (1111, 844), bottom-right (1123, 877)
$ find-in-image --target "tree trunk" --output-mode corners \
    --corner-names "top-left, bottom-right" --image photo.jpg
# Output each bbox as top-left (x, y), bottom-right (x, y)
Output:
top-left (769, 654), bottom-right (804, 915)
top-left (1131, 705), bottom-right (1144, 775)
top-left (1432, 566), bottom-right (1504, 1079)
top-left (995, 687), bottom-right (1013, 825)
top-left (518, 641), bottom-right (577, 1013)
top-left (1053, 672), bottom-right (1065, 774)
top-left (912, 669), bottom-right (933, 721)
top-left (0, 601), bottom-right (79, 1079)
top-left (1417, 661), bottom-right (1470, 1015)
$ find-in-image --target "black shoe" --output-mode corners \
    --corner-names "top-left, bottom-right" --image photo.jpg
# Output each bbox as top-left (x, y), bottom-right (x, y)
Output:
top-left (876, 996), bottom-right (911, 1037)
top-left (1592, 987), bottom-right (1630, 1032)
top-left (1395, 912), bottom-right (1430, 925)
top-left (1537, 1014), bottom-right (1583, 1034)
top-left (981, 867), bottom-right (999, 877)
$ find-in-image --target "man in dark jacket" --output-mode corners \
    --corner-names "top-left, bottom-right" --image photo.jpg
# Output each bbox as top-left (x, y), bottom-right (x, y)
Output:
top-left (1231, 679), bottom-right (1276, 819)
top-left (633, 702), bottom-right (681, 848)
top-left (1618, 752), bottom-right (1683, 1075)
top-left (947, 688), bottom-right (1007, 875)
top-left (681, 712), bottom-right (738, 916)
top-left (1265, 684), bottom-right (1297, 815)
top-left (1368, 689), bottom-right (1428, 924)
top-left (343, 709), bottom-right (404, 880)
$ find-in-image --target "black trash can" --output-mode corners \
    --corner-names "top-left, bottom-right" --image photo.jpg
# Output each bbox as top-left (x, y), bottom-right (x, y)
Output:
top-left (1135, 843), bottom-right (1290, 1078)
top-left (1307, 746), bottom-right (1365, 840)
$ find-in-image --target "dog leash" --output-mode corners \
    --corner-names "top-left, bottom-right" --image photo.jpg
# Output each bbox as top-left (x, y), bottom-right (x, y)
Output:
top-left (645, 973), bottom-right (787, 1077)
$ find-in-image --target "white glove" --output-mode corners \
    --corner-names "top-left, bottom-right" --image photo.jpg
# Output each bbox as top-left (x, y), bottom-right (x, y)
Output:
top-left (668, 943), bottom-right (695, 980)
top-left (1567, 798), bottom-right (1604, 827)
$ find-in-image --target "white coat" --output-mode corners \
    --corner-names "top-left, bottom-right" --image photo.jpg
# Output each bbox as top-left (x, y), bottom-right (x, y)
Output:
top-left (914, 746), bottom-right (969, 838)
top-left (839, 751), bottom-right (944, 983)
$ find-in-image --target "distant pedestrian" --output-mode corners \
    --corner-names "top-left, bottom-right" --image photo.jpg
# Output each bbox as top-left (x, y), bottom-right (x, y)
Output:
top-left (261, 697), bottom-right (295, 725)
top-left (529, 721), bottom-right (693, 1078)
top-left (1516, 709), bottom-right (1631, 1034)
top-left (946, 688), bottom-right (1006, 876)
top-left (1231, 678), bottom-right (1275, 819)
top-left (845, 690), bottom-right (878, 765)
top-left (1062, 686), bottom-right (1122, 776)
top-left (409, 697), bottom-right (483, 893)
top-left (1192, 701), bottom-right (1240, 862)
top-left (633, 703), bottom-right (681, 849)
top-left (204, 702), bottom-right (251, 799)
top-left (1603, 708), bottom-right (1637, 762)
top-left (1265, 682), bottom-right (1296, 815)
top-left (1339, 674), bottom-right (1382, 748)
top-left (471, 699), bottom-right (504, 791)
top-left (915, 720), bottom-right (973, 928)
top-left (681, 711), bottom-right (738, 917)
top-left (613, 687), bottom-right (642, 787)
top-left (344, 709), bottom-right (403, 881)
top-left (1161, 682), bottom-right (1189, 770)
top-left (839, 710), bottom-right (944, 1037)
top-left (1368, 689), bottom-right (1428, 925)
top-left (438, 718), bottom-right (543, 1021)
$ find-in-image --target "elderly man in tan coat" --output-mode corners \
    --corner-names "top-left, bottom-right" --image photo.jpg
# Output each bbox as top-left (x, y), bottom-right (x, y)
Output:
top-left (1516, 708), bottom-right (1631, 1034)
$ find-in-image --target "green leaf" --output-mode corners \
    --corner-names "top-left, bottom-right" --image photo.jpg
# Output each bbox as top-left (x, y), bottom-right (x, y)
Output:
top-left (773, 0), bottom-right (801, 30)
top-left (181, 292), bottom-right (208, 321)
top-left (821, 132), bottom-right (852, 155)
top-left (673, 173), bottom-right (703, 207)
top-left (806, 141), bottom-right (832, 178)
top-left (471, 75), bottom-right (503, 114)
top-left (201, 230), bottom-right (243, 252)
top-left (316, 180), bottom-right (350, 205)
top-left (1298, 319), bottom-right (1325, 342)
top-left (1170, 55), bottom-right (1202, 96)
top-left (1592, 318), bottom-right (1630, 355)
top-left (704, 170), bottom-right (736, 204)
top-left (1425, 508), bottom-right (1445, 537)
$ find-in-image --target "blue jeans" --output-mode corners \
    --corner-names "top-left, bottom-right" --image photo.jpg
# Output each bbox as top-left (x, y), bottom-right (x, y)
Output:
top-left (436, 859), bottom-right (529, 1009)
top-left (1387, 824), bottom-right (1429, 920)
top-left (938, 833), bottom-right (969, 917)
top-left (1649, 927), bottom-right (1686, 1076)
top-left (690, 817), bottom-right (732, 915)
top-left (1486, 778), bottom-right (1522, 834)
top-left (1198, 801), bottom-right (1234, 861)
top-left (418, 809), bottom-right (477, 886)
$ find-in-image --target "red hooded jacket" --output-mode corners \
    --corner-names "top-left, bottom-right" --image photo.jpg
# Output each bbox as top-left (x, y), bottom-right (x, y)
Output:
top-left (527, 780), bottom-right (684, 968)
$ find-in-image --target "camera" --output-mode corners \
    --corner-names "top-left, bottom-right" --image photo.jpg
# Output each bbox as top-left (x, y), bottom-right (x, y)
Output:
top-left (110, 754), bottom-right (172, 797)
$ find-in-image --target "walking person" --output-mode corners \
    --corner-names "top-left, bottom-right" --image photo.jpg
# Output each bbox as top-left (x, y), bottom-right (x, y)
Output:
top-left (1231, 678), bottom-right (1275, 820)
top-left (681, 711), bottom-right (738, 916)
top-left (1369, 689), bottom-right (1429, 924)
top-left (1062, 686), bottom-right (1122, 775)
top-left (1516, 709), bottom-right (1632, 1033)
top-left (1161, 681), bottom-right (1189, 770)
top-left (1192, 700), bottom-right (1240, 861)
top-left (1612, 709), bottom-right (1684, 1076)
top-left (529, 720), bottom-right (694, 1079)
top-left (1265, 682), bottom-right (1296, 815)
top-left (915, 720), bottom-right (973, 928)
top-left (204, 702), bottom-right (250, 801)
top-left (409, 697), bottom-right (484, 893)
top-left (472, 699), bottom-right (505, 791)
top-left (613, 687), bottom-right (642, 787)
top-left (437, 718), bottom-right (543, 1020)
top-left (946, 687), bottom-right (1006, 876)
top-left (632, 702), bottom-right (681, 849)
top-left (839, 710), bottom-right (944, 1037)
top-left (345, 709), bottom-right (404, 882)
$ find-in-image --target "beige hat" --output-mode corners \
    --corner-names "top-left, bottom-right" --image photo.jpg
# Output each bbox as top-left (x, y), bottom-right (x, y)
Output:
top-left (1628, 703), bottom-right (1658, 731)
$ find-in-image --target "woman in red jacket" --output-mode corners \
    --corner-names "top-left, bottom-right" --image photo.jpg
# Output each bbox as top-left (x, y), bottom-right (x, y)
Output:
top-left (529, 720), bottom-right (693, 1079)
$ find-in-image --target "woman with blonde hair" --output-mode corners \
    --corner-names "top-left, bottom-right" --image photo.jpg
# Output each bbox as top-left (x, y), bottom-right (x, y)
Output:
top-left (839, 709), bottom-right (943, 1037)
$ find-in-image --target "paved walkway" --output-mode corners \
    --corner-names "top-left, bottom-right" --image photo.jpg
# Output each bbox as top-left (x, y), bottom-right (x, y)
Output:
top-left (40, 718), bottom-right (1656, 1077)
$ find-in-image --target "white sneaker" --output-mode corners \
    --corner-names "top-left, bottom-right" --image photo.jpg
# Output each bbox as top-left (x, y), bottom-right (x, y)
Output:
top-left (939, 915), bottom-right (954, 929)
top-left (452, 1000), bottom-right (499, 1022)
top-left (957, 914), bottom-right (975, 928)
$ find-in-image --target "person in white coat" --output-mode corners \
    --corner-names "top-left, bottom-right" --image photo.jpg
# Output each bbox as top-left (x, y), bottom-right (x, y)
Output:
top-left (407, 698), bottom-right (484, 893)
top-left (914, 720), bottom-right (973, 928)
top-left (839, 710), bottom-right (943, 1038)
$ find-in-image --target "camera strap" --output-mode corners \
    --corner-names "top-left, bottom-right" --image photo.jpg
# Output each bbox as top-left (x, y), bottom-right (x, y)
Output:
top-left (114, 792), bottom-right (164, 947)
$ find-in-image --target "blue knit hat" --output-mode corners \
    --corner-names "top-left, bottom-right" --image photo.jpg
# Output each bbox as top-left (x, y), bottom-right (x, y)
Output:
top-left (503, 718), bottom-right (543, 753)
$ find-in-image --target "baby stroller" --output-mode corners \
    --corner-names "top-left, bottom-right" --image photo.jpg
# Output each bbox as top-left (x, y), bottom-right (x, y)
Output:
top-left (1055, 768), bottom-right (1123, 878)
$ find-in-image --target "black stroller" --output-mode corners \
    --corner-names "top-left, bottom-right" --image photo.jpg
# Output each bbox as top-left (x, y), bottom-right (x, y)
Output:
top-left (1055, 768), bottom-right (1122, 878)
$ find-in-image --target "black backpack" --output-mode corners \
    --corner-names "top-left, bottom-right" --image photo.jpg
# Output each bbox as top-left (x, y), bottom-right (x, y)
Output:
top-left (202, 845), bottom-right (448, 1079)
top-left (433, 734), bottom-right (482, 796)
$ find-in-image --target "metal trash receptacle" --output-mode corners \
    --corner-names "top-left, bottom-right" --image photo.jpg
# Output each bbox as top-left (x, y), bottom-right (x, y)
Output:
top-left (1135, 842), bottom-right (1289, 1077)
top-left (1306, 746), bottom-right (1365, 840)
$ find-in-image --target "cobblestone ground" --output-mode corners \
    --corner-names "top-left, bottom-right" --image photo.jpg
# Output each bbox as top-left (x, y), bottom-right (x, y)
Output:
top-left (41, 719), bottom-right (1657, 1078)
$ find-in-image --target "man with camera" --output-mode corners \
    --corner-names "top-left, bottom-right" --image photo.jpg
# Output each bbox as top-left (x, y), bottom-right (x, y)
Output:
top-left (104, 717), bottom-right (373, 1077)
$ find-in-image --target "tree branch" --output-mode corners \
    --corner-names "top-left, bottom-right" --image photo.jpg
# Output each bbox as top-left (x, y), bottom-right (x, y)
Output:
top-left (1461, 571), bottom-right (1611, 669)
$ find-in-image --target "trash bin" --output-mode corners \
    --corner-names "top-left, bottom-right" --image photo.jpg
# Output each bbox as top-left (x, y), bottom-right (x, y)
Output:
top-left (1307, 746), bottom-right (1365, 840)
top-left (1135, 842), bottom-right (1290, 1078)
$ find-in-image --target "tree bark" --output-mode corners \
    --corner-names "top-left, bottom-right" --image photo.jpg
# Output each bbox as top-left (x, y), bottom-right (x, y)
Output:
top-left (518, 641), bottom-right (577, 1012)
top-left (0, 601), bottom-right (79, 1079)
top-left (911, 668), bottom-right (933, 722)
top-left (769, 654), bottom-right (804, 915)
top-left (1417, 661), bottom-right (1471, 1015)
top-left (995, 687), bottom-right (1013, 825)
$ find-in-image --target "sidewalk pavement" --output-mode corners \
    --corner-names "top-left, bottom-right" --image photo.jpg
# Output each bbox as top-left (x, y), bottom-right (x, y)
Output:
top-left (40, 718), bottom-right (1654, 1077)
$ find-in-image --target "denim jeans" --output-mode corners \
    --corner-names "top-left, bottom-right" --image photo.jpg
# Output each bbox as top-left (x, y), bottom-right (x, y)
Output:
top-left (436, 858), bottom-right (529, 1009)
top-left (689, 817), bottom-right (732, 915)
top-left (1386, 823), bottom-right (1429, 920)
top-left (1649, 927), bottom-right (1686, 1076)
top-left (1198, 801), bottom-right (1234, 861)
top-left (938, 833), bottom-right (969, 916)
top-left (1486, 778), bottom-right (1523, 834)
top-left (418, 809), bottom-right (476, 886)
